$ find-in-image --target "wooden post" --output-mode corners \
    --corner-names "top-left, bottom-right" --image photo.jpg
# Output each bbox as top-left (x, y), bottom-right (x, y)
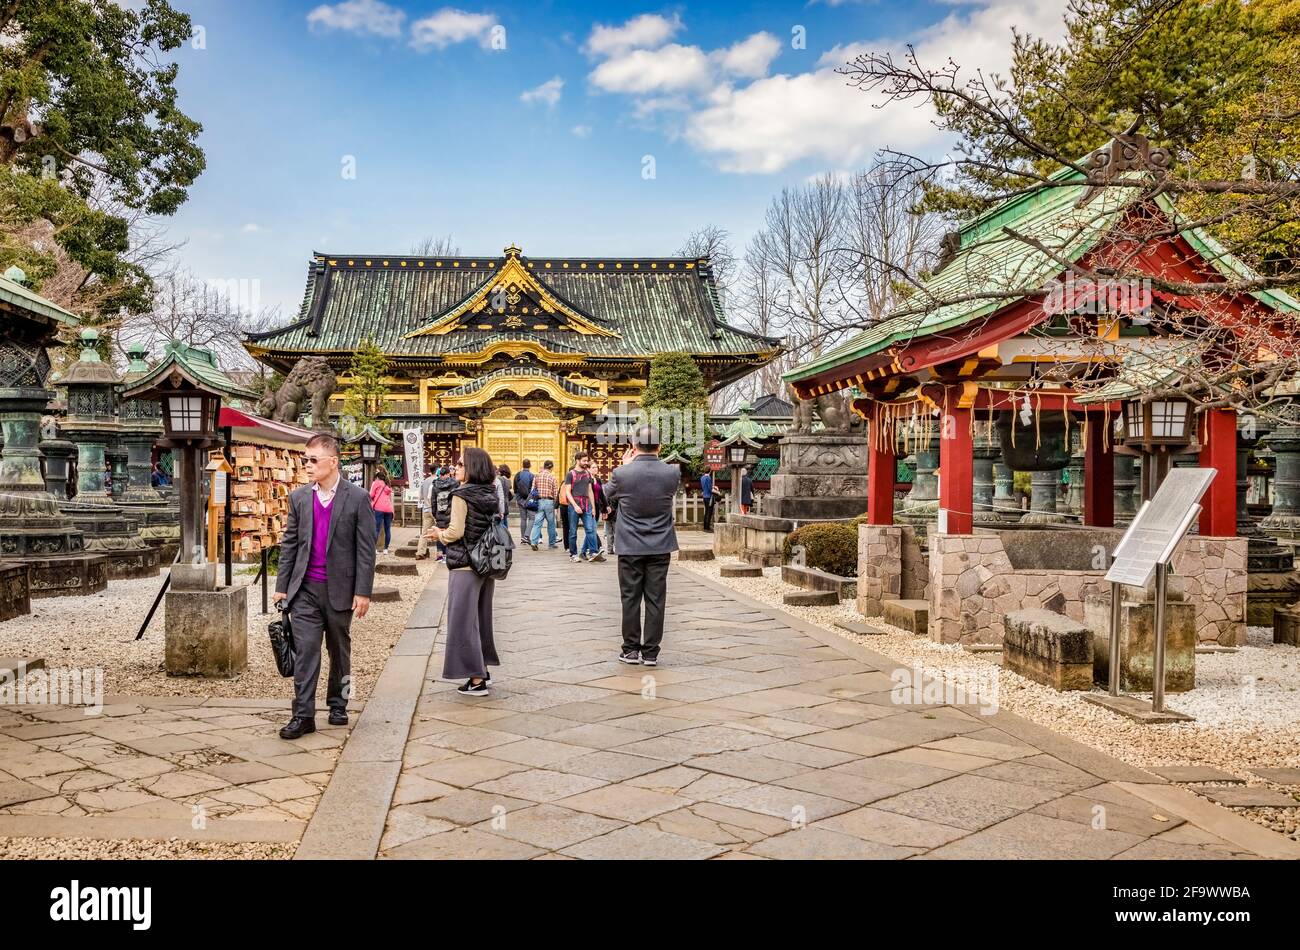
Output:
top-left (939, 400), bottom-right (973, 534)
top-left (1083, 413), bottom-right (1114, 527)
top-left (867, 432), bottom-right (896, 526)
top-left (1198, 408), bottom-right (1237, 536)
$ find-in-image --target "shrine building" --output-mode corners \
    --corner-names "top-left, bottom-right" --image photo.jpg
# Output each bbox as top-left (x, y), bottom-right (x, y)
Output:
top-left (245, 245), bottom-right (780, 475)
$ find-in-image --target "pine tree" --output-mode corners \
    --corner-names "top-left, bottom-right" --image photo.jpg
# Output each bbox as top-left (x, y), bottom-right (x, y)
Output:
top-left (640, 352), bottom-right (709, 465)
top-left (340, 339), bottom-right (389, 434)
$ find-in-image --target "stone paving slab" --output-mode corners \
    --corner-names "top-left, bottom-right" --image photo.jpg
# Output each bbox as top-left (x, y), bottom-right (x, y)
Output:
top-left (351, 550), bottom-right (1299, 860)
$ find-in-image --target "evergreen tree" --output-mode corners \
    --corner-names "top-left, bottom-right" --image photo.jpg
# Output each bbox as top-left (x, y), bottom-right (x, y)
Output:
top-left (640, 353), bottom-right (709, 465)
top-left (340, 339), bottom-right (389, 434)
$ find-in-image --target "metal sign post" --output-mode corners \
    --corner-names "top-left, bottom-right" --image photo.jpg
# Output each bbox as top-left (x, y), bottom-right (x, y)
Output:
top-left (1088, 468), bottom-right (1216, 723)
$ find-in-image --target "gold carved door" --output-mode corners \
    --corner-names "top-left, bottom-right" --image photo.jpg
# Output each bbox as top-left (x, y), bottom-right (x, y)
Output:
top-left (481, 408), bottom-right (564, 474)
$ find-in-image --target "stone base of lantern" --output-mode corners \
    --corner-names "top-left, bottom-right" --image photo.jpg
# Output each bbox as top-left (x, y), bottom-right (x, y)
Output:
top-left (165, 565), bottom-right (247, 677)
top-left (0, 562), bottom-right (31, 622)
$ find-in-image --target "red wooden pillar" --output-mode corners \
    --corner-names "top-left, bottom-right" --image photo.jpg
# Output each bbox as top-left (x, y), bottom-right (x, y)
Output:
top-left (939, 399), bottom-right (973, 534)
top-left (1198, 408), bottom-right (1237, 536)
top-left (867, 436), bottom-right (895, 526)
top-left (1083, 412), bottom-right (1114, 527)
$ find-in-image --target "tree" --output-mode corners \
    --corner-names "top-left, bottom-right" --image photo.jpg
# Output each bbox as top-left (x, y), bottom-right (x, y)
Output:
top-left (341, 338), bottom-right (389, 434)
top-left (676, 224), bottom-right (737, 307)
top-left (0, 0), bottom-right (205, 316)
top-left (409, 234), bottom-right (460, 256)
top-left (640, 352), bottom-right (709, 459)
top-left (834, 0), bottom-right (1300, 422)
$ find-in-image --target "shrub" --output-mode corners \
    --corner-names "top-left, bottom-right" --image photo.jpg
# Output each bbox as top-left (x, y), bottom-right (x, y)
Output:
top-left (782, 522), bottom-right (859, 577)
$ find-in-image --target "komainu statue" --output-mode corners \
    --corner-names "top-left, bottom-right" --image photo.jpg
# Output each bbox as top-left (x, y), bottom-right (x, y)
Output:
top-left (257, 357), bottom-right (337, 426)
top-left (787, 383), bottom-right (859, 434)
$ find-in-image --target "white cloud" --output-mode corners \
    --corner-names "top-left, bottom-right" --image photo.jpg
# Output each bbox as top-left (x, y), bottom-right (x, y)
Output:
top-left (521, 77), bottom-right (564, 107)
top-left (682, 0), bottom-right (1072, 173)
top-left (589, 44), bottom-right (714, 94)
top-left (712, 32), bottom-right (781, 79)
top-left (584, 13), bottom-right (682, 57)
top-left (306, 0), bottom-right (405, 39)
top-left (241, 223), bottom-right (266, 234)
top-left (410, 8), bottom-right (498, 51)
top-left (571, 125), bottom-right (593, 138)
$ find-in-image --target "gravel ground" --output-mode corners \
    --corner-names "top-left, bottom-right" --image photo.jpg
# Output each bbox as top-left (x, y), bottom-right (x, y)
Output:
top-left (0, 835), bottom-right (295, 860)
top-left (0, 539), bottom-right (433, 704)
top-left (681, 558), bottom-right (1300, 842)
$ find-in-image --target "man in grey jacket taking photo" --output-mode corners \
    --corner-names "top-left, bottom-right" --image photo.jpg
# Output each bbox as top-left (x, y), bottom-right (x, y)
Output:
top-left (604, 424), bottom-right (680, 667)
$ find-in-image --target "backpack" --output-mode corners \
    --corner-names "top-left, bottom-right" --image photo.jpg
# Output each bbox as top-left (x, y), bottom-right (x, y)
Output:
top-left (469, 514), bottom-right (515, 580)
top-left (514, 469), bottom-right (534, 499)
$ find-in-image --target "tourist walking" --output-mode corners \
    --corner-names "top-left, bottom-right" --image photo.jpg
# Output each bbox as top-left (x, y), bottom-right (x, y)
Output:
top-left (369, 468), bottom-right (394, 555)
top-left (496, 464), bottom-right (512, 534)
top-left (273, 432), bottom-right (376, 739)
top-left (700, 469), bottom-right (715, 531)
top-left (416, 464), bottom-right (436, 560)
top-left (529, 459), bottom-right (560, 550)
top-left (431, 465), bottom-right (459, 562)
top-left (564, 451), bottom-right (603, 562)
top-left (740, 466), bottom-right (753, 515)
top-left (513, 459), bottom-right (535, 543)
top-left (425, 447), bottom-right (501, 696)
top-left (605, 425), bottom-right (679, 666)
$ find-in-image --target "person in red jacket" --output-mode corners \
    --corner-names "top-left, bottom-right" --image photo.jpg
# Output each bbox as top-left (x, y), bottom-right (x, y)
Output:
top-left (369, 468), bottom-right (395, 555)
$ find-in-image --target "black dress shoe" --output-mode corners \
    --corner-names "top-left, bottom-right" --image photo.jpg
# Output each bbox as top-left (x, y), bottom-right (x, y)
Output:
top-left (279, 717), bottom-right (316, 740)
top-left (328, 709), bottom-right (348, 726)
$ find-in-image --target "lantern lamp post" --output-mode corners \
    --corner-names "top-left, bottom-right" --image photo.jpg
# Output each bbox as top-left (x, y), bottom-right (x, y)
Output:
top-left (1118, 396), bottom-right (1194, 501)
top-left (346, 423), bottom-right (393, 488)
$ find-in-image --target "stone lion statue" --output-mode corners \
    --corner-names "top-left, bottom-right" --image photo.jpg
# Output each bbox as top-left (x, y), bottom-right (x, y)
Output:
top-left (257, 356), bottom-right (337, 427)
top-left (786, 383), bottom-right (860, 434)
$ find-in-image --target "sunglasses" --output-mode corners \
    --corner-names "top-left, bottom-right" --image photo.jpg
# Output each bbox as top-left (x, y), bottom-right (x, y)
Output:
top-left (304, 455), bottom-right (334, 465)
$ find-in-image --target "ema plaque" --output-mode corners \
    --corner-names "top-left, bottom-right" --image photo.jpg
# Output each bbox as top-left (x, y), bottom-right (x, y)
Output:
top-left (1105, 467), bottom-right (1216, 588)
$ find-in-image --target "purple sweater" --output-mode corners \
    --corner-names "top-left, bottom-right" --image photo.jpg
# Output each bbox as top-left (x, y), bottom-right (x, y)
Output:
top-left (305, 489), bottom-right (335, 583)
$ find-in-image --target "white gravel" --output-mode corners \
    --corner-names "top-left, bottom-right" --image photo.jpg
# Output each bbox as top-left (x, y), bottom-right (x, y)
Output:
top-left (0, 835), bottom-right (295, 860)
top-left (682, 557), bottom-right (1300, 841)
top-left (0, 533), bottom-right (433, 703)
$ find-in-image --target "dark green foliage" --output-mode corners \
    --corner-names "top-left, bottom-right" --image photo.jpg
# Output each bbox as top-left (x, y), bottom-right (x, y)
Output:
top-left (782, 522), bottom-right (859, 577)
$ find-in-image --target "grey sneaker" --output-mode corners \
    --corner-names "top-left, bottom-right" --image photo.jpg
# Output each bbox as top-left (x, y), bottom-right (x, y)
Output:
top-left (641, 656), bottom-right (658, 667)
top-left (618, 650), bottom-right (641, 665)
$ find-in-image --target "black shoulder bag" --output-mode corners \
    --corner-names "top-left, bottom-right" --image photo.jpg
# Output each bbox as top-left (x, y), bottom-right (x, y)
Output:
top-left (268, 603), bottom-right (295, 677)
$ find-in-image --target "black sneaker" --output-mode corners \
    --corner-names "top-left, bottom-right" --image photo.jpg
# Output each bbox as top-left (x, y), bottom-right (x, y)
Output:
top-left (618, 650), bottom-right (641, 665)
top-left (328, 709), bottom-right (348, 726)
top-left (641, 656), bottom-right (658, 667)
top-left (530, 541), bottom-right (538, 551)
top-left (457, 679), bottom-right (490, 696)
top-left (590, 551), bottom-right (606, 562)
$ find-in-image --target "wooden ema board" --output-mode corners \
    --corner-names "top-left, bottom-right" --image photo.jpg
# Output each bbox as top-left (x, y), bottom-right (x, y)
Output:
top-left (213, 445), bottom-right (310, 559)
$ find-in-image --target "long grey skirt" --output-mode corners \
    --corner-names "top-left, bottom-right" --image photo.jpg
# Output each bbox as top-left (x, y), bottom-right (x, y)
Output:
top-left (442, 567), bottom-right (498, 680)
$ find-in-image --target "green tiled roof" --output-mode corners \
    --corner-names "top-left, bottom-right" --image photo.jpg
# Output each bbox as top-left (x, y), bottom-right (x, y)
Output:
top-left (248, 252), bottom-right (780, 361)
top-left (121, 340), bottom-right (258, 401)
top-left (786, 164), bottom-right (1130, 386)
top-left (786, 156), bottom-right (1300, 391)
top-left (0, 270), bottom-right (80, 328)
top-left (442, 364), bottom-right (602, 400)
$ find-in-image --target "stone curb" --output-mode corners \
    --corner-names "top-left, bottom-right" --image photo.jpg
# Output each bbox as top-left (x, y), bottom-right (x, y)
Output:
top-left (294, 567), bottom-right (448, 861)
top-left (675, 565), bottom-right (1299, 859)
top-left (0, 815), bottom-right (303, 844)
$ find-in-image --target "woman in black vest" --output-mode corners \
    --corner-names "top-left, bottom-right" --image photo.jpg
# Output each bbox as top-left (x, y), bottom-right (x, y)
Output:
top-left (425, 447), bottom-right (502, 696)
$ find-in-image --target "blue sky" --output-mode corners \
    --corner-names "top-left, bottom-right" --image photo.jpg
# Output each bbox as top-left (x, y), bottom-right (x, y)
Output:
top-left (161, 0), bottom-right (1070, 320)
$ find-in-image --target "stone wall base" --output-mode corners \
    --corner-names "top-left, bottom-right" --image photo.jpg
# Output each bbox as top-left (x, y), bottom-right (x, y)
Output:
top-left (165, 585), bottom-right (248, 677)
top-left (27, 554), bottom-right (109, 599)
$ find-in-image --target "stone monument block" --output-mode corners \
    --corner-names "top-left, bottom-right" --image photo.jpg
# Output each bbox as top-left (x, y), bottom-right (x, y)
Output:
top-left (1086, 592), bottom-right (1196, 692)
top-left (165, 585), bottom-right (247, 677)
top-left (763, 434), bottom-right (869, 521)
top-left (1003, 608), bottom-right (1094, 691)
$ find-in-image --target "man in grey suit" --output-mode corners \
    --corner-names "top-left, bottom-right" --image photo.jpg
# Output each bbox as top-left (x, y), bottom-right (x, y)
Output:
top-left (604, 424), bottom-right (680, 667)
top-left (273, 432), bottom-right (377, 739)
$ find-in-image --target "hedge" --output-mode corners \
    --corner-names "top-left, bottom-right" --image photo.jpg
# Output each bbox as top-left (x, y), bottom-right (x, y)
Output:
top-left (782, 522), bottom-right (859, 577)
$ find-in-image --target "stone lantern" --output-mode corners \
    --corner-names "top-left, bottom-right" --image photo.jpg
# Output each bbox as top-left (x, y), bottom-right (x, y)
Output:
top-left (116, 343), bottom-right (181, 563)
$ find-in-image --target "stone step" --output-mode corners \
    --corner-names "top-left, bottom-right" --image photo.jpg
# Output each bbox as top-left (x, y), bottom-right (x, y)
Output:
top-left (676, 548), bottom-right (715, 562)
top-left (1251, 767), bottom-right (1300, 785)
top-left (834, 620), bottom-right (886, 636)
top-left (370, 586), bottom-right (402, 603)
top-left (882, 599), bottom-right (929, 635)
top-left (392, 547), bottom-right (418, 559)
top-left (720, 564), bottom-right (763, 578)
top-left (1150, 765), bottom-right (1243, 784)
top-left (1198, 787), bottom-right (1300, 808)
top-left (962, 643), bottom-right (1002, 653)
top-left (782, 590), bottom-right (837, 607)
top-left (376, 561), bottom-right (418, 577)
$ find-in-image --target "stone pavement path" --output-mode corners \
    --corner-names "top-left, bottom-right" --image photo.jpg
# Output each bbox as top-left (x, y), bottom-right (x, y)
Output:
top-left (373, 546), bottom-right (1286, 860)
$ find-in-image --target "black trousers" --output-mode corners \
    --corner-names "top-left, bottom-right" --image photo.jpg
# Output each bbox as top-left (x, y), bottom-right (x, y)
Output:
top-left (289, 581), bottom-right (352, 719)
top-left (702, 498), bottom-right (715, 531)
top-left (617, 553), bottom-right (671, 659)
